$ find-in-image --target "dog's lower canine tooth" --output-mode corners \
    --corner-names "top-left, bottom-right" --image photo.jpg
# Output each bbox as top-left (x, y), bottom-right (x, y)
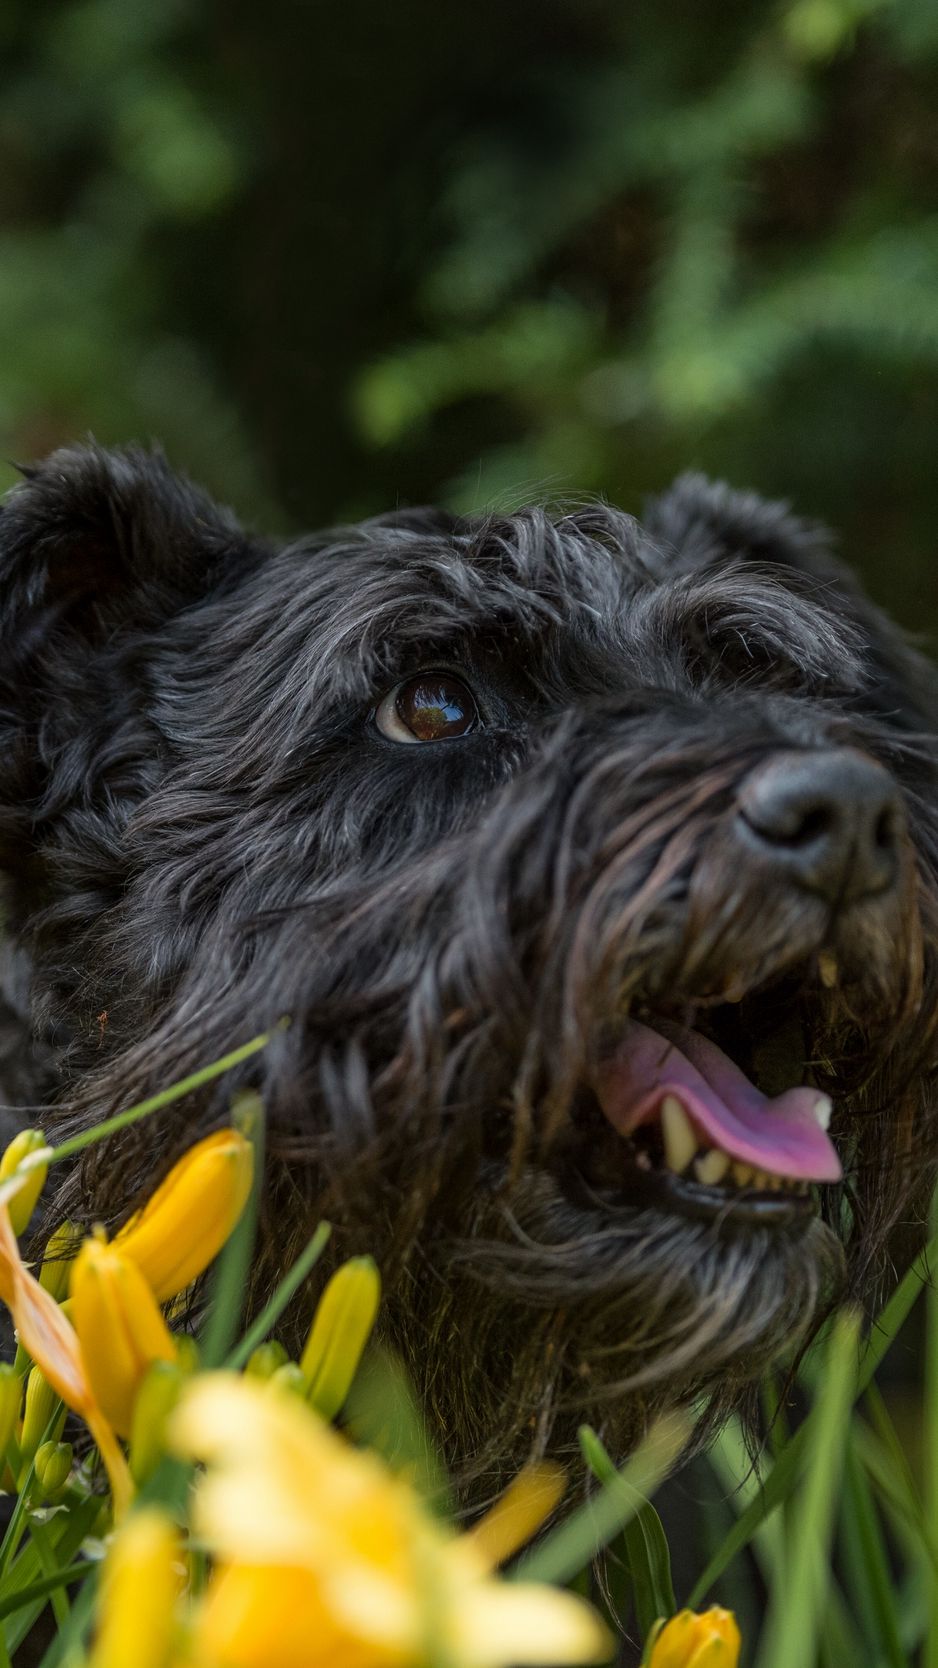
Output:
top-left (818, 951), bottom-right (839, 988)
top-left (813, 1094), bottom-right (833, 1131)
top-left (660, 1095), bottom-right (697, 1173)
top-left (695, 1150), bottom-right (730, 1185)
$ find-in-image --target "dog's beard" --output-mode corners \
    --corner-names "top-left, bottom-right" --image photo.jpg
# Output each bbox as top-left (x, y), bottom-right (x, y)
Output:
top-left (396, 1174), bottom-right (845, 1492)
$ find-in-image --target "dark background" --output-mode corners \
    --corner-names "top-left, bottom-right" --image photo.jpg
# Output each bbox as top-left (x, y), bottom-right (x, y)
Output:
top-left (1, 0), bottom-right (937, 630)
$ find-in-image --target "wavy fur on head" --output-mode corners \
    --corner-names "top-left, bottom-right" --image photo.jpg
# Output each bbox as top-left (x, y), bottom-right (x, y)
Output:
top-left (2, 445), bottom-right (938, 1492)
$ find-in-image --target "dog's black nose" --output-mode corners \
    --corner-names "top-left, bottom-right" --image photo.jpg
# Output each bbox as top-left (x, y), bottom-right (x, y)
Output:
top-left (737, 749), bottom-right (902, 906)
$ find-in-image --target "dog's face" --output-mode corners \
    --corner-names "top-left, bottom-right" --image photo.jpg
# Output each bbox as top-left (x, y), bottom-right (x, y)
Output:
top-left (2, 447), bottom-right (938, 1484)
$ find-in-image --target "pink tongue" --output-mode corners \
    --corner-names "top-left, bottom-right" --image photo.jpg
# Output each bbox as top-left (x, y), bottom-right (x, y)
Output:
top-left (597, 1020), bottom-right (842, 1182)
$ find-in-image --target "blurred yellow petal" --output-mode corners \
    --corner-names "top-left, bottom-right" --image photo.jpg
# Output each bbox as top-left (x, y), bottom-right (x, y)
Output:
top-left (115, 1130), bottom-right (253, 1304)
top-left (89, 1508), bottom-right (184, 1668)
top-left (469, 1462), bottom-right (566, 1567)
top-left (192, 1563), bottom-right (411, 1668)
top-left (447, 1583), bottom-right (612, 1666)
top-left (172, 1374), bottom-right (611, 1668)
top-left (648, 1609), bottom-right (740, 1668)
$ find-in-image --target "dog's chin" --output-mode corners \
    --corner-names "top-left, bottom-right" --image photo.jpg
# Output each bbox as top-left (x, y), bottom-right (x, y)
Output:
top-left (427, 1161), bottom-right (843, 1489)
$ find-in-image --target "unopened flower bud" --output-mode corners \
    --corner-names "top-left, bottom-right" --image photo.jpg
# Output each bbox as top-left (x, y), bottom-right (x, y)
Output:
top-left (245, 1340), bottom-right (289, 1381)
top-left (0, 1129), bottom-right (49, 1236)
top-left (644, 1608), bottom-right (741, 1668)
top-left (33, 1439), bottom-right (73, 1503)
top-left (72, 1239), bottom-right (177, 1438)
top-left (20, 1365), bottom-right (65, 1469)
top-left (300, 1255), bottom-right (381, 1421)
top-left (38, 1220), bottom-right (83, 1303)
top-left (114, 1129), bottom-right (254, 1304)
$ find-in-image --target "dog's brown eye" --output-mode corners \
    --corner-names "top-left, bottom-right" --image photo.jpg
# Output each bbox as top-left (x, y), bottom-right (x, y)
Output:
top-left (375, 674), bottom-right (479, 744)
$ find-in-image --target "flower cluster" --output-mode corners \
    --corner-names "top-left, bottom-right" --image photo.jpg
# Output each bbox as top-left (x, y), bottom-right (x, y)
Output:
top-left (0, 1116), bottom-right (737, 1668)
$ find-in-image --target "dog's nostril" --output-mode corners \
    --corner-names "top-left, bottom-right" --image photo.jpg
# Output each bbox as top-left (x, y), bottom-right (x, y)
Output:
top-left (736, 748), bottom-right (903, 907)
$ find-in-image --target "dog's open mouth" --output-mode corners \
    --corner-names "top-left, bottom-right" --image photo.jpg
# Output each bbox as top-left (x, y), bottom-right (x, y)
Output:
top-left (583, 1004), bottom-right (842, 1229)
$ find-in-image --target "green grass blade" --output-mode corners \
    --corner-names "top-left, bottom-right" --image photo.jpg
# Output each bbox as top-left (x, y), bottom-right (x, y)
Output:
top-left (0, 1563), bottom-right (90, 1624)
top-left (223, 1220), bottom-right (332, 1371)
top-left (512, 1410), bottom-right (691, 1587)
top-left (45, 1030), bottom-right (274, 1165)
top-left (690, 1239), bottom-right (938, 1606)
top-left (579, 1425), bottom-right (675, 1635)
top-left (4, 1494), bottom-right (101, 1657)
top-left (705, 1418), bottom-right (785, 1586)
top-left (840, 1436), bottom-right (909, 1668)
top-left (754, 1308), bottom-right (860, 1668)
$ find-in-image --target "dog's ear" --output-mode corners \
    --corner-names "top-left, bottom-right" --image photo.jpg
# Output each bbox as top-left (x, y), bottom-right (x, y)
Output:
top-left (0, 443), bottom-right (259, 668)
top-left (645, 472), bottom-right (938, 734)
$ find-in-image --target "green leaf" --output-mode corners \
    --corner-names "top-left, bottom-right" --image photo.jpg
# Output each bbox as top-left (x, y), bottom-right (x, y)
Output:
top-left (754, 1308), bottom-right (860, 1668)
top-left (579, 1424), bottom-right (675, 1636)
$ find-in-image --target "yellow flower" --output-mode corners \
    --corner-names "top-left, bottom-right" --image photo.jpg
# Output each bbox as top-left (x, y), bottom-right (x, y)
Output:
top-left (0, 1129), bottom-right (49, 1236)
top-left (171, 1374), bottom-right (612, 1668)
top-left (645, 1608), bottom-right (741, 1668)
top-left (300, 1254), bottom-right (381, 1419)
top-left (88, 1507), bottom-right (184, 1668)
top-left (0, 1199), bottom-right (132, 1513)
top-left (114, 1129), bottom-right (254, 1304)
top-left (72, 1237), bottom-right (178, 1438)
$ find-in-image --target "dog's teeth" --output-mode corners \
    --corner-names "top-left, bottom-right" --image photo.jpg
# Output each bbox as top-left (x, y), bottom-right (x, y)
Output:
top-left (635, 1150), bottom-right (652, 1171)
top-left (731, 1162), bottom-right (755, 1187)
top-left (660, 1096), bottom-right (697, 1174)
top-left (818, 952), bottom-right (839, 989)
top-left (695, 1150), bottom-right (730, 1186)
top-left (813, 1094), bottom-right (833, 1131)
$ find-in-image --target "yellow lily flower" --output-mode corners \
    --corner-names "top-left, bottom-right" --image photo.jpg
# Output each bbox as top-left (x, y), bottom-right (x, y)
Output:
top-left (645, 1608), bottom-right (741, 1668)
top-left (0, 1199), bottom-right (132, 1512)
top-left (170, 1374), bottom-right (612, 1668)
top-left (72, 1237), bottom-right (178, 1437)
top-left (300, 1254), bottom-right (381, 1419)
top-left (87, 1507), bottom-right (185, 1668)
top-left (114, 1129), bottom-right (254, 1304)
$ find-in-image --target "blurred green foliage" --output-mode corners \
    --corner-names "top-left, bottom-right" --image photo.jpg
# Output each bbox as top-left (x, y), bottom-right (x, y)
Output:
top-left (1, 0), bottom-right (937, 623)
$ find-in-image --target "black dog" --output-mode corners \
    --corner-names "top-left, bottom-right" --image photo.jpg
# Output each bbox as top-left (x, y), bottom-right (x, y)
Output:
top-left (2, 445), bottom-right (937, 1489)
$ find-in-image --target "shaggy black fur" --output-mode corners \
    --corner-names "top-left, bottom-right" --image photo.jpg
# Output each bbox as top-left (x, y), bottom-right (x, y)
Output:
top-left (2, 445), bottom-right (938, 1493)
